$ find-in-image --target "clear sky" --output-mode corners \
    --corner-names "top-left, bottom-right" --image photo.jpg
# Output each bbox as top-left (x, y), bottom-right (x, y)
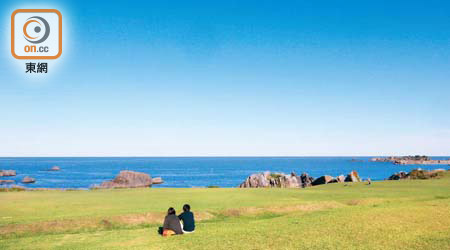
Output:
top-left (0, 0), bottom-right (449, 156)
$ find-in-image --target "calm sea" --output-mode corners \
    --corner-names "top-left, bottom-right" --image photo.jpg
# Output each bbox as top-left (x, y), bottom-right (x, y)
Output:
top-left (0, 157), bottom-right (448, 189)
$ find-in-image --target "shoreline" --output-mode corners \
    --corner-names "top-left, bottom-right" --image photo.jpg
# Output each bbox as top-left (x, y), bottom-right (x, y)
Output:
top-left (2, 168), bottom-right (447, 191)
top-left (2, 156), bottom-right (449, 189)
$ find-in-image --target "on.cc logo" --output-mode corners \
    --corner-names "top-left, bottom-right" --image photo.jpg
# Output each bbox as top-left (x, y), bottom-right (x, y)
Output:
top-left (11, 9), bottom-right (62, 60)
top-left (23, 16), bottom-right (50, 44)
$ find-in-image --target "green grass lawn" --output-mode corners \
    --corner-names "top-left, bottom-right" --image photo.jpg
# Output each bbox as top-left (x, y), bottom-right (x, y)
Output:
top-left (1, 173), bottom-right (449, 250)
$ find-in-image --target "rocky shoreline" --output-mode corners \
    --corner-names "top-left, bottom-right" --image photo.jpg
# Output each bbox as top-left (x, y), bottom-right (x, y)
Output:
top-left (238, 168), bottom-right (448, 188)
top-left (371, 156), bottom-right (450, 165)
top-left (238, 171), bottom-right (361, 188)
top-left (1, 167), bottom-right (448, 191)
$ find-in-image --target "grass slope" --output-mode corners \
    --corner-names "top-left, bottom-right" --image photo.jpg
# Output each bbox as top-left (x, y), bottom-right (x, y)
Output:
top-left (1, 173), bottom-right (449, 249)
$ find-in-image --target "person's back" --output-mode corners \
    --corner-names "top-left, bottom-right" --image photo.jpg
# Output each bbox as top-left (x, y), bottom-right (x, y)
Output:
top-left (163, 207), bottom-right (183, 235)
top-left (178, 204), bottom-right (195, 232)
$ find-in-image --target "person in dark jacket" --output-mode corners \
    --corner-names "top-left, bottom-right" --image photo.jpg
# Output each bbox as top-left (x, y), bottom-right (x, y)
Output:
top-left (178, 204), bottom-right (195, 233)
top-left (162, 207), bottom-right (183, 235)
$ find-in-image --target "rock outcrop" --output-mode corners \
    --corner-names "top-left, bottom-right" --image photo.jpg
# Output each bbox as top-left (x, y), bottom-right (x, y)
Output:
top-left (312, 175), bottom-right (333, 186)
top-left (371, 156), bottom-right (450, 165)
top-left (239, 172), bottom-right (305, 188)
top-left (239, 171), bottom-right (362, 188)
top-left (330, 175), bottom-right (345, 183)
top-left (388, 171), bottom-right (408, 180)
top-left (239, 172), bottom-right (272, 188)
top-left (50, 166), bottom-right (61, 171)
top-left (100, 171), bottom-right (154, 188)
top-left (345, 171), bottom-right (361, 182)
top-left (300, 173), bottom-right (314, 187)
top-left (388, 169), bottom-right (447, 180)
top-left (0, 170), bottom-right (16, 177)
top-left (152, 177), bottom-right (164, 184)
top-left (21, 177), bottom-right (36, 184)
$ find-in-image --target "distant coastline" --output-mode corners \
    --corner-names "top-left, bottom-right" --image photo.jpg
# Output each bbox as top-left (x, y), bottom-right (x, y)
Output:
top-left (370, 156), bottom-right (450, 165)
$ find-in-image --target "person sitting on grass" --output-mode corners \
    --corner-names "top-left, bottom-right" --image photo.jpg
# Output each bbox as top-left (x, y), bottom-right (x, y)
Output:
top-left (178, 204), bottom-right (195, 233)
top-left (161, 207), bottom-right (183, 236)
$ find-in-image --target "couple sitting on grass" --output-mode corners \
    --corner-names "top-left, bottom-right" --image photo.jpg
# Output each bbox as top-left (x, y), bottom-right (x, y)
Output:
top-left (160, 204), bottom-right (195, 236)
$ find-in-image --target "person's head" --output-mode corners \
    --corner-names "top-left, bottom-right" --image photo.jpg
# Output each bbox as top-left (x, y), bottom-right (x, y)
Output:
top-left (183, 204), bottom-right (191, 212)
top-left (167, 207), bottom-right (176, 215)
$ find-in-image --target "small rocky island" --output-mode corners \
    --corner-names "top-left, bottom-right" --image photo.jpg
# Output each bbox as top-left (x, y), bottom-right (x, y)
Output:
top-left (0, 170), bottom-right (16, 177)
top-left (98, 170), bottom-right (164, 188)
top-left (371, 155), bottom-right (450, 165)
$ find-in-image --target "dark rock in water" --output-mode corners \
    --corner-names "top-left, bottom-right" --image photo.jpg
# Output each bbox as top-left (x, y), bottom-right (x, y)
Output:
top-left (0, 170), bottom-right (16, 177)
top-left (239, 172), bottom-right (303, 188)
top-left (345, 171), bottom-right (361, 182)
top-left (21, 177), bottom-right (36, 184)
top-left (100, 171), bottom-right (152, 188)
top-left (152, 177), bottom-right (164, 184)
top-left (0, 180), bottom-right (14, 184)
top-left (312, 175), bottom-right (333, 186)
top-left (50, 166), bottom-right (61, 171)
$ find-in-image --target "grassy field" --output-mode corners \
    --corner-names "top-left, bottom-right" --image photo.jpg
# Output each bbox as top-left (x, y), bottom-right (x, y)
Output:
top-left (1, 173), bottom-right (450, 250)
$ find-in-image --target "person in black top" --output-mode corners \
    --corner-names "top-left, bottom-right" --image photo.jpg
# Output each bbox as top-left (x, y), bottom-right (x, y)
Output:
top-left (178, 204), bottom-right (195, 233)
top-left (162, 207), bottom-right (183, 235)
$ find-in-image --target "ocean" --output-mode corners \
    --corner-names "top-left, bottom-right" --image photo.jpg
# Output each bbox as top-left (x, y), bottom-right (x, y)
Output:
top-left (0, 157), bottom-right (448, 189)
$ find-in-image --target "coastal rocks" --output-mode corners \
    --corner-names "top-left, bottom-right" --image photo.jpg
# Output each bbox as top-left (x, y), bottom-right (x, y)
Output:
top-left (408, 169), bottom-right (445, 179)
top-left (279, 173), bottom-right (303, 188)
top-left (152, 177), bottom-right (164, 184)
top-left (312, 175), bottom-right (333, 186)
top-left (238, 171), bottom-right (361, 188)
top-left (300, 173), bottom-right (314, 188)
top-left (239, 172), bottom-right (304, 188)
top-left (0, 180), bottom-right (14, 184)
top-left (21, 177), bottom-right (36, 184)
top-left (388, 171), bottom-right (408, 180)
top-left (50, 166), bottom-right (61, 171)
top-left (371, 156), bottom-right (450, 165)
top-left (239, 172), bottom-right (272, 188)
top-left (0, 170), bottom-right (16, 177)
top-left (331, 175), bottom-right (345, 183)
top-left (370, 157), bottom-right (394, 162)
top-left (100, 171), bottom-right (153, 188)
top-left (388, 169), bottom-right (447, 180)
top-left (345, 171), bottom-right (361, 182)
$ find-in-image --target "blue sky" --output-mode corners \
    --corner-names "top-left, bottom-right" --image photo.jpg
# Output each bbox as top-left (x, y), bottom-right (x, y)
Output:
top-left (0, 0), bottom-right (449, 156)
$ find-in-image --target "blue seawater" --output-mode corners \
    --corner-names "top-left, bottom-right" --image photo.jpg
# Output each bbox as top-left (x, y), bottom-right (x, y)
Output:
top-left (0, 157), bottom-right (448, 189)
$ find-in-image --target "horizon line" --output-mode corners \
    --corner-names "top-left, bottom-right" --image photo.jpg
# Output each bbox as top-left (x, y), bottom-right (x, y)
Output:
top-left (0, 155), bottom-right (448, 158)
